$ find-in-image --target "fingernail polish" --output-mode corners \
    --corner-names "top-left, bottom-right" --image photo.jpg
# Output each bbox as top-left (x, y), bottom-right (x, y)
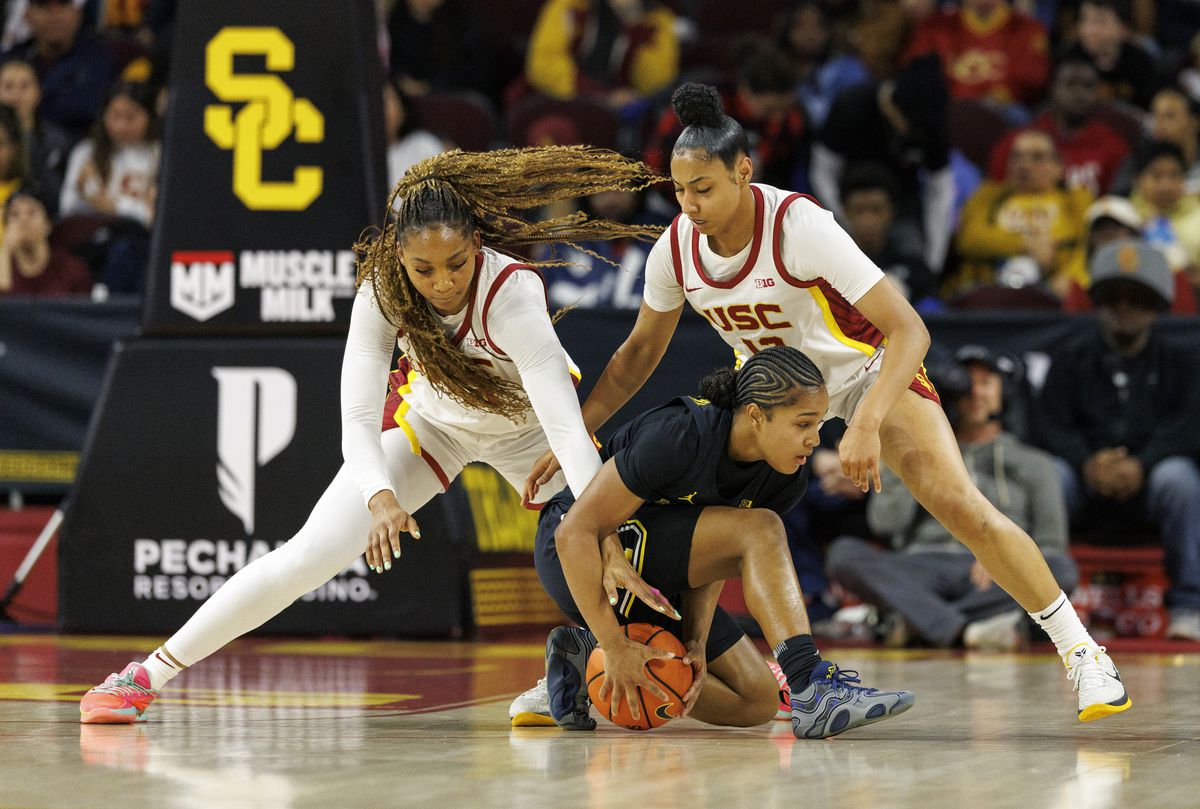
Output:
top-left (412, 530), bottom-right (421, 540)
top-left (673, 610), bottom-right (682, 620)
top-left (609, 596), bottom-right (617, 605)
top-left (393, 549), bottom-right (400, 558)
top-left (384, 561), bottom-right (391, 571)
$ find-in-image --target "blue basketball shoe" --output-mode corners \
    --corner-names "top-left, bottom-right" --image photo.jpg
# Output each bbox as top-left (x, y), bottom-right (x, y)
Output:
top-left (545, 626), bottom-right (597, 731)
top-left (791, 661), bottom-right (914, 739)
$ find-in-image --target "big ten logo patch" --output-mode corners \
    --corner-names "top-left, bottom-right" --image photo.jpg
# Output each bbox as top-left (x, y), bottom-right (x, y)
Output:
top-left (171, 250), bottom-right (236, 321)
top-left (204, 27), bottom-right (325, 210)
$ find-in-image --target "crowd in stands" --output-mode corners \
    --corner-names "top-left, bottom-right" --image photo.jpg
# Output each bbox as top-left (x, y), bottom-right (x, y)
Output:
top-left (3, 0), bottom-right (1199, 643)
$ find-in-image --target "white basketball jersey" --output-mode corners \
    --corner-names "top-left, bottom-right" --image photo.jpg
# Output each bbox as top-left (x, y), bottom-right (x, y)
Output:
top-left (656, 184), bottom-right (886, 401)
top-left (393, 247), bottom-right (580, 436)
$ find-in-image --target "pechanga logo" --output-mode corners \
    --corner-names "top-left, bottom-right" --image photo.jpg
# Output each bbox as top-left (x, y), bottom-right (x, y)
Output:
top-left (204, 27), bottom-right (324, 210)
top-left (171, 250), bottom-right (236, 321)
top-left (212, 367), bottom-right (297, 534)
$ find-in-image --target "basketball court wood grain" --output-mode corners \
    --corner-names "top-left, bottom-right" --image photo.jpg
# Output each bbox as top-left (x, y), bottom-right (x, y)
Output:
top-left (0, 635), bottom-right (1196, 809)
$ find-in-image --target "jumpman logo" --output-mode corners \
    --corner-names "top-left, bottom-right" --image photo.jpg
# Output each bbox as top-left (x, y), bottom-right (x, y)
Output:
top-left (678, 491), bottom-right (698, 504)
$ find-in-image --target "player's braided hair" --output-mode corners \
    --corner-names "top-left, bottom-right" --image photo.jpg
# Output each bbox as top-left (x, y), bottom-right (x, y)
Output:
top-left (355, 146), bottom-right (663, 421)
top-left (670, 82), bottom-right (750, 169)
top-left (698, 346), bottom-right (825, 412)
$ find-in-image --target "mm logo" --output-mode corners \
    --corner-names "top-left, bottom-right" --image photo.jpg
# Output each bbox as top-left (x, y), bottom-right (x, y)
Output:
top-left (171, 250), bottom-right (235, 321)
top-left (204, 27), bottom-right (324, 210)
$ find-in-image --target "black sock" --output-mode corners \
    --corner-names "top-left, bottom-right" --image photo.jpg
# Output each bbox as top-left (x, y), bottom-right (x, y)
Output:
top-left (774, 634), bottom-right (822, 696)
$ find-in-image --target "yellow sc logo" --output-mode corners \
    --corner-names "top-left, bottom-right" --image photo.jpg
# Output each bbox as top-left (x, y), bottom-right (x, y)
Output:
top-left (204, 27), bottom-right (324, 210)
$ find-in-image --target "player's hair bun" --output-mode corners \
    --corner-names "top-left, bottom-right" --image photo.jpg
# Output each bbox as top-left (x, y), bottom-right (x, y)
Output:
top-left (671, 83), bottom-right (725, 129)
top-left (698, 366), bottom-right (738, 409)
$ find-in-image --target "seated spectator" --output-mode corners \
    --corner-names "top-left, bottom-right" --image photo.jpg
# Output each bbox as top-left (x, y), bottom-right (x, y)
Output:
top-left (1130, 140), bottom-right (1200, 277)
top-left (387, 0), bottom-right (491, 99)
top-left (903, 0), bottom-right (1050, 112)
top-left (813, 53), bottom-right (953, 270)
top-left (1037, 240), bottom-right (1200, 641)
top-left (644, 38), bottom-right (806, 191)
top-left (827, 345), bottom-right (1077, 650)
top-left (0, 189), bottom-right (89, 294)
top-left (0, 59), bottom-right (68, 205)
top-left (987, 56), bottom-right (1130, 196)
top-left (59, 80), bottom-right (158, 293)
top-left (0, 0), bottom-right (113, 141)
top-left (1063, 0), bottom-right (1161, 110)
top-left (1062, 196), bottom-right (1198, 314)
top-left (538, 186), bottom-right (669, 310)
top-left (1181, 31), bottom-right (1200, 108)
top-left (382, 78), bottom-right (447, 189)
top-left (779, 0), bottom-right (869, 130)
top-left (954, 129), bottom-right (1092, 297)
top-left (0, 104), bottom-right (28, 237)
top-left (1147, 88), bottom-right (1200, 195)
top-left (524, 0), bottom-right (678, 110)
top-left (839, 162), bottom-right (940, 311)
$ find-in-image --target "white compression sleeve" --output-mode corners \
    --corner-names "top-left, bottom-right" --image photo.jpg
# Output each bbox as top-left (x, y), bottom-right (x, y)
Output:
top-left (341, 284), bottom-right (400, 507)
top-left (487, 277), bottom-right (602, 497)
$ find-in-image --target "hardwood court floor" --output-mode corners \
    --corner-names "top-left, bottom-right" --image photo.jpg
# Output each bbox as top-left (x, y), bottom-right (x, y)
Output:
top-left (0, 634), bottom-right (1196, 809)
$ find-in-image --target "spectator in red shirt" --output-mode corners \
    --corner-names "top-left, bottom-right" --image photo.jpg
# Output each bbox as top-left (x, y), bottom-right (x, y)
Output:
top-left (987, 56), bottom-right (1131, 195)
top-left (0, 189), bottom-right (90, 295)
top-left (904, 0), bottom-right (1050, 109)
top-left (644, 38), bottom-right (806, 191)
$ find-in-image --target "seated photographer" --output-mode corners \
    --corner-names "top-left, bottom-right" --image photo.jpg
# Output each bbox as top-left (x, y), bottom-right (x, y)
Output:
top-left (826, 345), bottom-right (1077, 650)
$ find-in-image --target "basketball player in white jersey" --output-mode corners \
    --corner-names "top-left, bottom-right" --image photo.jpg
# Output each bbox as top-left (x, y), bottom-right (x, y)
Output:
top-left (79, 146), bottom-right (669, 724)
top-left (519, 85), bottom-right (1130, 724)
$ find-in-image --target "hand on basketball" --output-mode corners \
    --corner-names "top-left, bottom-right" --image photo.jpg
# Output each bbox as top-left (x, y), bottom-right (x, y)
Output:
top-left (679, 640), bottom-right (706, 716)
top-left (839, 423), bottom-right (883, 493)
top-left (597, 634), bottom-right (674, 722)
top-left (600, 534), bottom-right (681, 619)
top-left (365, 490), bottom-right (420, 573)
top-left (523, 450), bottom-right (561, 503)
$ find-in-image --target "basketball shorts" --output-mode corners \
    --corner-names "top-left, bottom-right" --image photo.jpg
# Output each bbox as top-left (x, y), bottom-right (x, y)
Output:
top-left (534, 492), bottom-right (745, 662)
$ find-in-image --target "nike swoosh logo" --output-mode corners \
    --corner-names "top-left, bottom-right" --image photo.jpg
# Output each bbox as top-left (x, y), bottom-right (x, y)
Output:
top-left (1039, 601), bottom-right (1066, 621)
top-left (685, 286), bottom-right (702, 293)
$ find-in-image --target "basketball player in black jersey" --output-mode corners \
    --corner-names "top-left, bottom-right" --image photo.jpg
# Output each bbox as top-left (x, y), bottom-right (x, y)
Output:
top-left (534, 346), bottom-right (914, 739)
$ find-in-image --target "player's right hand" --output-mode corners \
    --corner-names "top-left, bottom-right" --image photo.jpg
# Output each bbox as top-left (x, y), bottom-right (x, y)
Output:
top-left (523, 450), bottom-right (561, 503)
top-left (600, 533), bottom-right (681, 620)
top-left (365, 490), bottom-right (420, 573)
top-left (597, 634), bottom-right (674, 721)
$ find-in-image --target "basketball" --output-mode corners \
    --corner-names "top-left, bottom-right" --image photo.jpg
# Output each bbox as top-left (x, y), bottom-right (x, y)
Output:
top-left (586, 623), bottom-right (694, 730)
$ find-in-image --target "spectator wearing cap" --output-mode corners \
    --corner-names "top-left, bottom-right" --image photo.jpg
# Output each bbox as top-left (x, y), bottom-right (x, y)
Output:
top-left (1037, 239), bottom-right (1200, 641)
top-left (987, 56), bottom-right (1130, 196)
top-left (644, 37), bottom-right (806, 192)
top-left (839, 161), bottom-right (941, 311)
top-left (525, 0), bottom-right (678, 109)
top-left (1063, 0), bottom-right (1162, 110)
top-left (0, 0), bottom-right (114, 142)
top-left (1062, 196), bottom-right (1198, 314)
top-left (0, 189), bottom-right (89, 295)
top-left (902, 0), bottom-right (1050, 110)
top-left (813, 53), bottom-right (954, 271)
top-left (953, 129), bottom-right (1092, 298)
top-left (827, 344), bottom-right (1076, 651)
top-left (1131, 140), bottom-right (1200, 278)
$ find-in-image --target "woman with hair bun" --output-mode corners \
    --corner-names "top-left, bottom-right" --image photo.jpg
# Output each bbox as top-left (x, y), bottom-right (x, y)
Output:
top-left (525, 82), bottom-right (1131, 724)
top-left (531, 345), bottom-right (914, 738)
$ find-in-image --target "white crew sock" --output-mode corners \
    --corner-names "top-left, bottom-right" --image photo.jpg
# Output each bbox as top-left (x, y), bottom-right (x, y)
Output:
top-left (139, 646), bottom-right (188, 691)
top-left (1029, 591), bottom-right (1094, 659)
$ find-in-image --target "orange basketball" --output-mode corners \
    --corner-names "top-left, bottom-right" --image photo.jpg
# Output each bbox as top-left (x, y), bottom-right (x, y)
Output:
top-left (586, 623), bottom-right (694, 730)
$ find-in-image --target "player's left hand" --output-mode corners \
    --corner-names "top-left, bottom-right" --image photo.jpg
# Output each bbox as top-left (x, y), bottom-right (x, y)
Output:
top-left (679, 640), bottom-right (706, 716)
top-left (839, 423), bottom-right (883, 493)
top-left (600, 534), bottom-right (681, 620)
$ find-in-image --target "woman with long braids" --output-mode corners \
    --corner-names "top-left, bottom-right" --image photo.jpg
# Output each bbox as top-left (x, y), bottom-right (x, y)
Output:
top-left (522, 83), bottom-right (1131, 725)
top-left (532, 346), bottom-right (913, 738)
top-left (79, 146), bottom-right (664, 724)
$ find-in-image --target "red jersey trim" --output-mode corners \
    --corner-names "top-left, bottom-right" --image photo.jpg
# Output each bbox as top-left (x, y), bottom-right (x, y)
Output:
top-left (689, 185), bottom-right (765, 289)
top-left (771, 192), bottom-right (825, 288)
top-left (448, 252), bottom-right (486, 347)
top-left (480, 262), bottom-right (546, 358)
top-left (669, 215), bottom-right (684, 287)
